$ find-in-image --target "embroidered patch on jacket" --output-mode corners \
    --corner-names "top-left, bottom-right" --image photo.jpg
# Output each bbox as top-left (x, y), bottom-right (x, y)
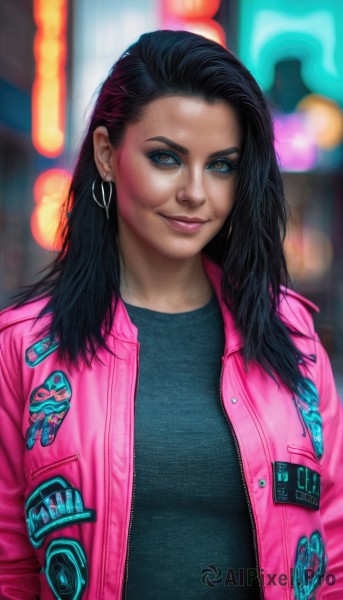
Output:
top-left (44, 538), bottom-right (88, 600)
top-left (26, 477), bottom-right (96, 549)
top-left (293, 378), bottom-right (323, 460)
top-left (25, 371), bottom-right (72, 450)
top-left (25, 334), bottom-right (59, 368)
top-left (272, 462), bottom-right (320, 510)
top-left (293, 531), bottom-right (326, 600)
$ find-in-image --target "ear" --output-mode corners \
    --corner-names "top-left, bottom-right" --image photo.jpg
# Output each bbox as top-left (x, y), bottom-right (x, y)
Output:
top-left (93, 126), bottom-right (115, 181)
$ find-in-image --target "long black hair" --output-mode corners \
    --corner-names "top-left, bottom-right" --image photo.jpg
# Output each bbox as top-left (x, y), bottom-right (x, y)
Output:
top-left (15, 29), bottom-right (312, 393)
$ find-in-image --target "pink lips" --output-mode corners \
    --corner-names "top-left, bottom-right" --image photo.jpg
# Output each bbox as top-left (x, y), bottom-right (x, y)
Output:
top-left (160, 214), bottom-right (207, 233)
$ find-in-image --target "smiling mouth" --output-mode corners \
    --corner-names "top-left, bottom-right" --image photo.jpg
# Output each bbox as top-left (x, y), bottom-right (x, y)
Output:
top-left (159, 214), bottom-right (207, 223)
top-left (159, 214), bottom-right (207, 233)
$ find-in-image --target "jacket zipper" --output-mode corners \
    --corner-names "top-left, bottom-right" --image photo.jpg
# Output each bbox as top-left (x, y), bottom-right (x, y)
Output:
top-left (219, 357), bottom-right (264, 600)
top-left (123, 342), bottom-right (140, 600)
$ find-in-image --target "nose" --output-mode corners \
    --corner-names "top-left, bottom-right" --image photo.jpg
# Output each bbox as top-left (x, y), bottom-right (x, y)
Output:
top-left (176, 167), bottom-right (207, 206)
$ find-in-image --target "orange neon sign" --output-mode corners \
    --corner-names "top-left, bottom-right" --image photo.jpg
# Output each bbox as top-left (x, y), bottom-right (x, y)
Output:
top-left (161, 0), bottom-right (225, 46)
top-left (165, 0), bottom-right (221, 18)
top-left (31, 169), bottom-right (71, 251)
top-left (32, 0), bottom-right (67, 157)
top-left (181, 19), bottom-right (226, 46)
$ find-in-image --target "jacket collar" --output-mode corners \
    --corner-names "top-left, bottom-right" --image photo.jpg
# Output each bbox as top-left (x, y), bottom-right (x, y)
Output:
top-left (113, 253), bottom-right (243, 358)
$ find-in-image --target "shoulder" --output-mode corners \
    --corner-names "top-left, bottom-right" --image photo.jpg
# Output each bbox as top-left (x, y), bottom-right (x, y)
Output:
top-left (277, 285), bottom-right (319, 338)
top-left (279, 286), bottom-right (319, 313)
top-left (0, 298), bottom-right (56, 382)
top-left (0, 297), bottom-right (52, 343)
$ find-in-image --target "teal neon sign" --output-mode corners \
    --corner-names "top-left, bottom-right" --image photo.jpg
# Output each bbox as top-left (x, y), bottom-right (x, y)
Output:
top-left (238, 0), bottom-right (343, 103)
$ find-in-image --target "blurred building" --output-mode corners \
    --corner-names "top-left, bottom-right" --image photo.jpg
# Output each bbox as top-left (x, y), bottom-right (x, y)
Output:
top-left (0, 0), bottom-right (342, 390)
top-left (237, 0), bottom-right (343, 386)
top-left (0, 0), bottom-right (37, 307)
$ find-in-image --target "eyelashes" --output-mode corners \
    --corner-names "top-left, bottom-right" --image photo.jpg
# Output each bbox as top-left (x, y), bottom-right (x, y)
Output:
top-left (147, 149), bottom-right (180, 167)
top-left (146, 148), bottom-right (239, 175)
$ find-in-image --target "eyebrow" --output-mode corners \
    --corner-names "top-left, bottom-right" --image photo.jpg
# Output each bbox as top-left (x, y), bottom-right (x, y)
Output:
top-left (145, 136), bottom-right (240, 158)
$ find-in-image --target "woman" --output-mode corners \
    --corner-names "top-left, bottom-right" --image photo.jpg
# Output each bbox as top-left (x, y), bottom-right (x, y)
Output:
top-left (0, 30), bottom-right (342, 600)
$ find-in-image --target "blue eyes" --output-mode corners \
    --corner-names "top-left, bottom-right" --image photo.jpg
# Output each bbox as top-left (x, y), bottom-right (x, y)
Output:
top-left (147, 149), bottom-right (238, 175)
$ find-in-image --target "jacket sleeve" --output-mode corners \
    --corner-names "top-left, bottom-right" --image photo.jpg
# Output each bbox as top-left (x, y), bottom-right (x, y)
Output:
top-left (315, 339), bottom-right (343, 598)
top-left (0, 337), bottom-right (41, 599)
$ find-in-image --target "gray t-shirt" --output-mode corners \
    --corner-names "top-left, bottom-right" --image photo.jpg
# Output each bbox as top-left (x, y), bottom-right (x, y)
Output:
top-left (123, 292), bottom-right (257, 599)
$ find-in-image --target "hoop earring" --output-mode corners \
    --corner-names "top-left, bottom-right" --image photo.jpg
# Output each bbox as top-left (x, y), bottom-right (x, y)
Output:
top-left (92, 176), bottom-right (113, 220)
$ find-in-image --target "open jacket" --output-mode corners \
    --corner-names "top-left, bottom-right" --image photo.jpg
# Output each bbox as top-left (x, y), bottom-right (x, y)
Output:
top-left (0, 253), bottom-right (342, 600)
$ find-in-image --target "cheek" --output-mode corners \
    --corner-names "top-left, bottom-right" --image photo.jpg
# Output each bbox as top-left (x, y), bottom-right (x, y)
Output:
top-left (116, 155), bottom-right (175, 209)
top-left (209, 179), bottom-right (236, 219)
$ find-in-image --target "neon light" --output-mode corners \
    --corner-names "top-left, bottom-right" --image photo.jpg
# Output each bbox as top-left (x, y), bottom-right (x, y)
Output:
top-left (274, 113), bottom-right (317, 172)
top-left (160, 0), bottom-right (226, 46)
top-left (238, 1), bottom-right (343, 102)
top-left (298, 94), bottom-right (343, 149)
top-left (32, 0), bottom-right (67, 157)
top-left (251, 11), bottom-right (337, 88)
top-left (169, 19), bottom-right (225, 46)
top-left (31, 169), bottom-right (71, 250)
top-left (165, 0), bottom-right (221, 18)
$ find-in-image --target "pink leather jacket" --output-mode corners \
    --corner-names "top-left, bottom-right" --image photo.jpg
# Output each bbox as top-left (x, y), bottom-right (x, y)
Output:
top-left (0, 254), bottom-right (342, 600)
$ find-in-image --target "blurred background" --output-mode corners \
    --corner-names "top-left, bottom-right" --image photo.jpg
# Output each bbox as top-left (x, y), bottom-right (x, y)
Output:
top-left (0, 0), bottom-right (342, 392)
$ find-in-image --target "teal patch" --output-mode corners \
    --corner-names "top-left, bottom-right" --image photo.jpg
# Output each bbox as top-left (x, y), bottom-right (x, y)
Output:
top-left (26, 477), bottom-right (96, 549)
top-left (44, 538), bottom-right (88, 599)
top-left (294, 531), bottom-right (326, 600)
top-left (294, 379), bottom-right (323, 460)
top-left (25, 334), bottom-right (59, 367)
top-left (25, 371), bottom-right (71, 449)
top-left (273, 462), bottom-right (320, 510)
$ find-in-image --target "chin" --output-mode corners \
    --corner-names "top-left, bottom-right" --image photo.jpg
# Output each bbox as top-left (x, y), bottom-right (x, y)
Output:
top-left (155, 243), bottom-right (207, 261)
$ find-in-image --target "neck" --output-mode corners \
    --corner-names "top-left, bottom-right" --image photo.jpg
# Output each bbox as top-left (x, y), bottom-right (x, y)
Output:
top-left (117, 239), bottom-right (212, 313)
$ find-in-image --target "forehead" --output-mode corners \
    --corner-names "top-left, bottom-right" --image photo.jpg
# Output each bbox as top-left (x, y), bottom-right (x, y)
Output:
top-left (123, 95), bottom-right (241, 147)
